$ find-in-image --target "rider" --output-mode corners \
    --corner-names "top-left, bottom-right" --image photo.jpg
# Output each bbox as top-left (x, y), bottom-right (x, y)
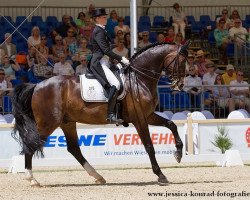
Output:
top-left (90, 8), bottom-right (130, 124)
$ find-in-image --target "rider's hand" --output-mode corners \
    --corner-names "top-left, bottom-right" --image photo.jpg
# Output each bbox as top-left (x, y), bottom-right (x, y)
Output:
top-left (121, 57), bottom-right (130, 66)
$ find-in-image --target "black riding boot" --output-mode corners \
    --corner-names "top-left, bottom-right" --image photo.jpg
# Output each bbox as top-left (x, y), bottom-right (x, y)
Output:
top-left (106, 86), bottom-right (123, 124)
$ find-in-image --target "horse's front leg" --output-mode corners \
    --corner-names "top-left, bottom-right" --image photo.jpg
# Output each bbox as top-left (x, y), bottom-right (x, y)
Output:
top-left (133, 122), bottom-right (168, 185)
top-left (147, 112), bottom-right (183, 163)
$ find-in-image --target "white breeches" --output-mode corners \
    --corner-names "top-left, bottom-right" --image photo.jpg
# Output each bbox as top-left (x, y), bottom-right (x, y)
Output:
top-left (172, 21), bottom-right (186, 39)
top-left (100, 57), bottom-right (120, 90)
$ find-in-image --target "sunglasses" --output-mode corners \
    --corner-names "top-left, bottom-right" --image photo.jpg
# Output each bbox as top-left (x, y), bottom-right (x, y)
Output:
top-left (238, 74), bottom-right (243, 76)
top-left (189, 69), bottom-right (195, 72)
top-left (0, 73), bottom-right (5, 75)
top-left (142, 35), bottom-right (148, 37)
top-left (68, 31), bottom-right (74, 33)
top-left (217, 78), bottom-right (221, 80)
top-left (81, 59), bottom-right (87, 61)
top-left (41, 38), bottom-right (47, 40)
top-left (222, 12), bottom-right (228, 14)
top-left (56, 39), bottom-right (62, 41)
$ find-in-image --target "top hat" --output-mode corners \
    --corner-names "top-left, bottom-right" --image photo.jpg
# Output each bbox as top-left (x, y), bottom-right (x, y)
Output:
top-left (92, 8), bottom-right (108, 18)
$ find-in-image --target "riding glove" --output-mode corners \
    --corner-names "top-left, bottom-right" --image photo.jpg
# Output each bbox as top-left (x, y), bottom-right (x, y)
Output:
top-left (121, 57), bottom-right (130, 66)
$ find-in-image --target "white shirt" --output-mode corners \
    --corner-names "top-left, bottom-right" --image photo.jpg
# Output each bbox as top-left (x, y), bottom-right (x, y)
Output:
top-left (230, 79), bottom-right (249, 98)
top-left (112, 47), bottom-right (128, 58)
top-left (183, 75), bottom-right (202, 92)
top-left (6, 44), bottom-right (11, 57)
top-left (202, 72), bottom-right (218, 86)
top-left (0, 80), bottom-right (7, 90)
top-left (138, 41), bottom-right (152, 48)
top-left (27, 36), bottom-right (41, 47)
top-left (229, 26), bottom-right (247, 43)
top-left (53, 62), bottom-right (74, 75)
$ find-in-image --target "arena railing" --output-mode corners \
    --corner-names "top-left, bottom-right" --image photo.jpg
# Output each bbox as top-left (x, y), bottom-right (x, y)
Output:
top-left (1, 5), bottom-right (250, 23)
top-left (157, 84), bottom-right (250, 119)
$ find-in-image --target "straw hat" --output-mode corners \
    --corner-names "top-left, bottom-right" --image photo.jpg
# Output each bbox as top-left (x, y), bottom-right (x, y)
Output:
top-left (226, 64), bottom-right (235, 71)
top-left (195, 50), bottom-right (205, 58)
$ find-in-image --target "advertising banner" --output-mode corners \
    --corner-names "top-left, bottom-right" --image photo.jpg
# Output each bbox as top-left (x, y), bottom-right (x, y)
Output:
top-left (0, 125), bottom-right (184, 167)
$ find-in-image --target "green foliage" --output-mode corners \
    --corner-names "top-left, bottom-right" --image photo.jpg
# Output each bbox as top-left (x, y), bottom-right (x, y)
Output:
top-left (211, 126), bottom-right (233, 154)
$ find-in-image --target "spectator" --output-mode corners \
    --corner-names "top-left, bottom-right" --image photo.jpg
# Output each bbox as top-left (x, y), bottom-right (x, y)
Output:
top-left (229, 9), bottom-right (241, 29)
top-left (56, 15), bottom-right (76, 38)
top-left (202, 62), bottom-right (218, 93)
top-left (0, 33), bottom-right (17, 58)
top-left (79, 25), bottom-right (93, 46)
top-left (86, 4), bottom-right (95, 19)
top-left (214, 18), bottom-right (231, 64)
top-left (35, 35), bottom-right (49, 60)
top-left (229, 18), bottom-right (247, 44)
top-left (76, 38), bottom-right (92, 57)
top-left (138, 31), bottom-right (152, 48)
top-left (63, 28), bottom-right (77, 57)
top-left (0, 68), bottom-right (12, 110)
top-left (75, 54), bottom-right (88, 75)
top-left (185, 53), bottom-right (197, 75)
top-left (53, 53), bottom-right (74, 76)
top-left (222, 64), bottom-right (236, 85)
top-left (114, 17), bottom-right (130, 35)
top-left (0, 49), bottom-right (5, 65)
top-left (124, 32), bottom-right (131, 57)
top-left (164, 26), bottom-right (175, 43)
top-left (75, 12), bottom-right (86, 30)
top-left (112, 38), bottom-right (129, 58)
top-left (114, 30), bottom-right (124, 45)
top-left (157, 33), bottom-right (165, 43)
top-left (0, 55), bottom-right (20, 80)
top-left (49, 29), bottom-right (59, 45)
top-left (106, 10), bottom-right (119, 39)
top-left (27, 46), bottom-right (38, 68)
top-left (33, 55), bottom-right (53, 80)
top-left (183, 66), bottom-right (202, 107)
top-left (172, 3), bottom-right (187, 39)
top-left (230, 70), bottom-right (250, 112)
top-left (52, 35), bottom-right (67, 63)
top-left (213, 74), bottom-right (235, 112)
top-left (174, 32), bottom-right (185, 45)
top-left (193, 50), bottom-right (212, 78)
top-left (216, 9), bottom-right (231, 30)
top-left (27, 26), bottom-right (41, 49)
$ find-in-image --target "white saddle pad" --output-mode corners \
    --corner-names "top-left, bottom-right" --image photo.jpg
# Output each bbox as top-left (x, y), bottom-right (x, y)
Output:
top-left (80, 65), bottom-right (126, 102)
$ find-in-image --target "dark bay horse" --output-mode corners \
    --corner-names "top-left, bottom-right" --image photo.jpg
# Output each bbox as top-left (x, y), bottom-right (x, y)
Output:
top-left (12, 43), bottom-right (188, 186)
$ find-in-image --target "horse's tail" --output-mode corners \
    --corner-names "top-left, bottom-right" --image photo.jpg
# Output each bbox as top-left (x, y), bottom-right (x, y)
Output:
top-left (11, 83), bottom-right (44, 157)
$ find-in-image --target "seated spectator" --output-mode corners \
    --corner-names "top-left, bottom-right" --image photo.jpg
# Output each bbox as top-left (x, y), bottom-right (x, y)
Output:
top-left (229, 18), bottom-right (247, 45)
top-left (85, 4), bottom-right (95, 19)
top-left (114, 17), bottom-right (130, 35)
top-left (52, 35), bottom-right (67, 63)
top-left (33, 55), bottom-right (53, 80)
top-left (222, 64), bottom-right (236, 85)
top-left (0, 33), bottom-right (17, 58)
top-left (35, 35), bottom-right (49, 60)
top-left (213, 74), bottom-right (235, 112)
top-left (216, 9), bottom-right (231, 30)
top-left (75, 55), bottom-right (88, 75)
top-left (112, 38), bottom-right (129, 58)
top-left (124, 33), bottom-right (131, 57)
top-left (106, 10), bottom-right (119, 39)
top-left (174, 32), bottom-right (185, 45)
top-left (164, 26), bottom-right (175, 43)
top-left (0, 55), bottom-right (20, 80)
top-left (214, 18), bottom-right (231, 64)
top-left (0, 49), bottom-right (5, 65)
top-left (229, 10), bottom-right (241, 29)
top-left (230, 70), bottom-right (250, 112)
top-left (193, 50), bottom-right (212, 78)
top-left (56, 15), bottom-right (77, 38)
top-left (75, 12), bottom-right (86, 30)
top-left (138, 31), bottom-right (152, 48)
top-left (183, 66), bottom-right (202, 107)
top-left (76, 38), bottom-right (92, 57)
top-left (27, 46), bottom-right (38, 68)
top-left (63, 28), bottom-right (78, 57)
top-left (49, 29), bottom-right (59, 45)
top-left (157, 33), bottom-right (165, 43)
top-left (172, 3), bottom-right (187, 39)
top-left (79, 25), bottom-right (93, 46)
top-left (114, 30), bottom-right (124, 45)
top-left (0, 69), bottom-right (12, 110)
top-left (27, 26), bottom-right (41, 49)
top-left (202, 62), bottom-right (218, 92)
top-left (53, 53), bottom-right (74, 76)
top-left (185, 53), bottom-right (197, 75)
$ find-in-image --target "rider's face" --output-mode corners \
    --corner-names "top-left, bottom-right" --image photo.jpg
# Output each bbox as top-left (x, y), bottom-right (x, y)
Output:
top-left (96, 15), bottom-right (107, 26)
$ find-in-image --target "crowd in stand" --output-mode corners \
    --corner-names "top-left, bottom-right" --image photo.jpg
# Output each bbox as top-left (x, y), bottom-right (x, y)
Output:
top-left (0, 3), bottom-right (250, 114)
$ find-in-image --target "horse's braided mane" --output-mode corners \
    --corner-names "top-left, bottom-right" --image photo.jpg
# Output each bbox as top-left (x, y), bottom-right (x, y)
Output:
top-left (130, 42), bottom-right (175, 61)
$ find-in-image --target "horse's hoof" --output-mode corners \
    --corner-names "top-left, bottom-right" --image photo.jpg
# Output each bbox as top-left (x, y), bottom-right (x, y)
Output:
top-left (174, 150), bottom-right (182, 163)
top-left (157, 176), bottom-right (169, 186)
top-left (95, 177), bottom-right (106, 184)
top-left (30, 179), bottom-right (41, 187)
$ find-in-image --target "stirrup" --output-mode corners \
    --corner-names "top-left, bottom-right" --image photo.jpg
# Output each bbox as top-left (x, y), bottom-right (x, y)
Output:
top-left (106, 114), bottom-right (124, 125)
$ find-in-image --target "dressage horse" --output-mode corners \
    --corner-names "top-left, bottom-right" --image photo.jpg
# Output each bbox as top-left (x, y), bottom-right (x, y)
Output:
top-left (12, 42), bottom-right (188, 186)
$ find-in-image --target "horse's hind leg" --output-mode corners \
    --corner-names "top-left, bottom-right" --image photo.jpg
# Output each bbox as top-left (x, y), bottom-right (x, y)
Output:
top-left (60, 122), bottom-right (106, 184)
top-left (133, 122), bottom-right (168, 185)
top-left (147, 113), bottom-right (183, 163)
top-left (24, 153), bottom-right (40, 187)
